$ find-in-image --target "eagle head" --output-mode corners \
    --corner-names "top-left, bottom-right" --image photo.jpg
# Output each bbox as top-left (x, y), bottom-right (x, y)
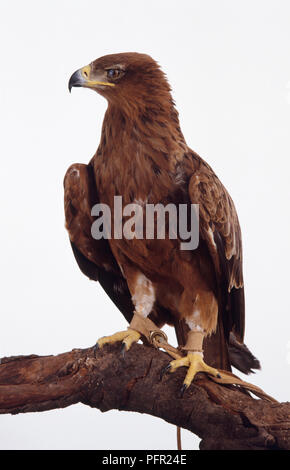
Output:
top-left (68, 52), bottom-right (171, 107)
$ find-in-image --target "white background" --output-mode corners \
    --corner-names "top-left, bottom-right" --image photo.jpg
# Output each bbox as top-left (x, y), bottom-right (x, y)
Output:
top-left (0, 0), bottom-right (290, 450)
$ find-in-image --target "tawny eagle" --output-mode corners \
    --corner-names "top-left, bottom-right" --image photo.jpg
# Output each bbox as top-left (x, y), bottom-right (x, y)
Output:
top-left (65, 52), bottom-right (259, 392)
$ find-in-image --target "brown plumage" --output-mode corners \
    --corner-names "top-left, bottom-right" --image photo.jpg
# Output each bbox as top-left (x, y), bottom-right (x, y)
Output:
top-left (65, 52), bottom-right (260, 378)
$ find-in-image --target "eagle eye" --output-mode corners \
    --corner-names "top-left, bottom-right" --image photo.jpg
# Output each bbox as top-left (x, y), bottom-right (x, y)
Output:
top-left (107, 69), bottom-right (121, 80)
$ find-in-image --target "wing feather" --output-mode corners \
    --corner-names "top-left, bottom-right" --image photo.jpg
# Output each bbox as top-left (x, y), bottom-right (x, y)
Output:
top-left (64, 162), bottom-right (134, 323)
top-left (188, 155), bottom-right (245, 342)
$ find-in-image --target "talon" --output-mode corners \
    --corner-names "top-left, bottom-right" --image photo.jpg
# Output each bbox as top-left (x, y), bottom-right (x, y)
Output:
top-left (217, 373), bottom-right (221, 379)
top-left (160, 364), bottom-right (171, 380)
top-left (96, 329), bottom-right (141, 352)
top-left (179, 383), bottom-right (188, 397)
top-left (121, 342), bottom-right (127, 359)
top-left (93, 342), bottom-right (99, 356)
top-left (169, 352), bottom-right (221, 390)
top-left (122, 329), bottom-right (141, 351)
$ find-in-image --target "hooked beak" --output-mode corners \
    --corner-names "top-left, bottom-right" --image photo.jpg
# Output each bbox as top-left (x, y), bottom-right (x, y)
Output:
top-left (68, 65), bottom-right (115, 92)
top-left (68, 69), bottom-right (84, 92)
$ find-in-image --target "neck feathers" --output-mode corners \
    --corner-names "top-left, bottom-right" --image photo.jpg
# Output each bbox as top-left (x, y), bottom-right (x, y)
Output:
top-left (100, 100), bottom-right (187, 161)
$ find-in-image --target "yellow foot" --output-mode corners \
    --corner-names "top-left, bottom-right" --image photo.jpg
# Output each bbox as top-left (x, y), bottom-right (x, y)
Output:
top-left (95, 329), bottom-right (141, 355)
top-left (161, 352), bottom-right (221, 395)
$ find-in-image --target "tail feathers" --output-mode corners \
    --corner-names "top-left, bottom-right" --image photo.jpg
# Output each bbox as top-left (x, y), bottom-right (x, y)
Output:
top-left (228, 332), bottom-right (261, 374)
top-left (203, 315), bottom-right (232, 371)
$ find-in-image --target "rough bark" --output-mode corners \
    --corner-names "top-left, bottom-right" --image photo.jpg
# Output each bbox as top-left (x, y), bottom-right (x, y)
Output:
top-left (0, 343), bottom-right (289, 450)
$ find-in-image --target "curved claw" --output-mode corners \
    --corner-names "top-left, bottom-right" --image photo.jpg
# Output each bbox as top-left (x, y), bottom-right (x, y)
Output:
top-left (121, 342), bottom-right (127, 359)
top-left (160, 363), bottom-right (172, 381)
top-left (95, 329), bottom-right (141, 357)
top-left (179, 383), bottom-right (188, 398)
top-left (162, 352), bottom-right (221, 392)
top-left (93, 342), bottom-right (99, 356)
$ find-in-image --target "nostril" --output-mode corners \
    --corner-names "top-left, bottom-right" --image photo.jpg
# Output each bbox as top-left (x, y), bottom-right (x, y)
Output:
top-left (83, 71), bottom-right (88, 77)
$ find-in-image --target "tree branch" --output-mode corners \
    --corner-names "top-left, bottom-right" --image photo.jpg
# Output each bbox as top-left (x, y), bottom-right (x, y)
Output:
top-left (0, 343), bottom-right (289, 450)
